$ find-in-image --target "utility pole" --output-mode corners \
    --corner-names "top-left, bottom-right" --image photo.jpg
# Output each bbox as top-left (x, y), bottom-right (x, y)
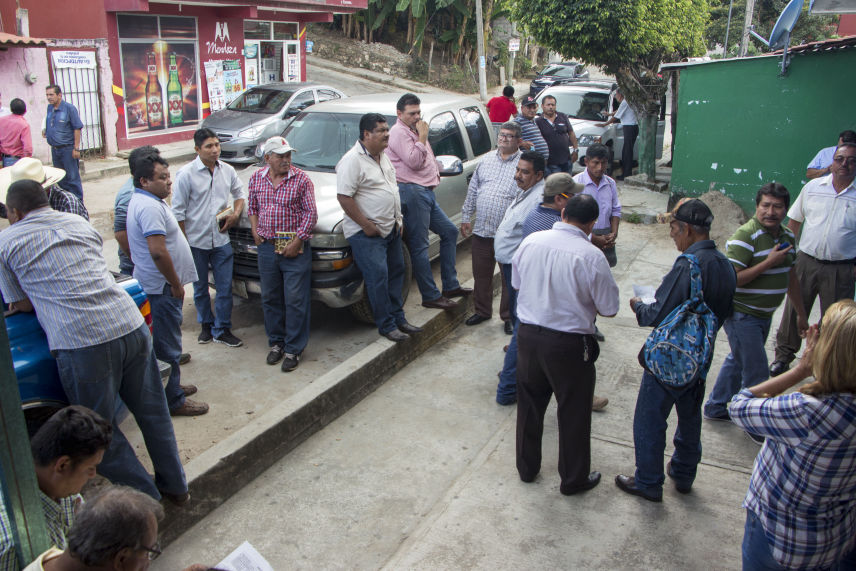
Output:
top-left (739, 0), bottom-right (756, 57)
top-left (474, 0), bottom-right (488, 101)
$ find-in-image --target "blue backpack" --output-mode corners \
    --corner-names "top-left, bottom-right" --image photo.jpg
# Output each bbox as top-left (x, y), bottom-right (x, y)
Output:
top-left (641, 254), bottom-right (719, 388)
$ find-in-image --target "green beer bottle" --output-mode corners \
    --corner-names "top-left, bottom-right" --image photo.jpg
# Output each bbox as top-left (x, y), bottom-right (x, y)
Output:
top-left (167, 52), bottom-right (183, 127)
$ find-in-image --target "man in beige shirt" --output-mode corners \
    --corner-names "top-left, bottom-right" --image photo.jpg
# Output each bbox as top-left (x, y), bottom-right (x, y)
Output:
top-left (336, 113), bottom-right (422, 343)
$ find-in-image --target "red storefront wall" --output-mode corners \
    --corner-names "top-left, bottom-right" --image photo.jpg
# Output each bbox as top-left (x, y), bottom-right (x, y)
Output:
top-left (105, 5), bottom-right (325, 151)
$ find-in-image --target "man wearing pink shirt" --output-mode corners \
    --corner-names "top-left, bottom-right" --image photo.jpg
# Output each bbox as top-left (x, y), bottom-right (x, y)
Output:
top-left (0, 99), bottom-right (33, 167)
top-left (386, 93), bottom-right (471, 310)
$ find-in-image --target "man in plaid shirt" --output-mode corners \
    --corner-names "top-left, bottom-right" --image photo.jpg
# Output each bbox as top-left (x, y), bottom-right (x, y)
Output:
top-left (248, 136), bottom-right (317, 372)
top-left (460, 121), bottom-right (521, 328)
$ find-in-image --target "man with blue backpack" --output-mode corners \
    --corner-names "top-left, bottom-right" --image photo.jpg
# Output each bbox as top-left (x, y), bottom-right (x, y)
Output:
top-left (615, 198), bottom-right (736, 502)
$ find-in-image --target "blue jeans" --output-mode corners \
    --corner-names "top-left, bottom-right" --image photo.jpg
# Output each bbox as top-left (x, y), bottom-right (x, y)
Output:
top-left (257, 241), bottom-right (311, 354)
top-left (742, 510), bottom-right (785, 570)
top-left (148, 283), bottom-right (186, 411)
top-left (54, 323), bottom-right (187, 499)
top-left (2, 156), bottom-right (20, 167)
top-left (398, 183), bottom-right (460, 302)
top-left (348, 229), bottom-right (406, 334)
top-left (705, 311), bottom-right (772, 418)
top-left (546, 161), bottom-right (571, 175)
top-left (50, 145), bottom-right (83, 200)
top-left (191, 244), bottom-right (235, 337)
top-left (632, 370), bottom-right (704, 493)
top-left (497, 263), bottom-right (519, 404)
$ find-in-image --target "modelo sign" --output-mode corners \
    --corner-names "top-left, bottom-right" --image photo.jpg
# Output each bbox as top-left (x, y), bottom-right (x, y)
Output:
top-left (207, 22), bottom-right (238, 55)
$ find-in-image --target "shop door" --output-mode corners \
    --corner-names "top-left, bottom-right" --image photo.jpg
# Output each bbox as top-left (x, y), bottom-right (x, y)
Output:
top-left (49, 49), bottom-right (104, 158)
top-left (284, 41), bottom-right (301, 82)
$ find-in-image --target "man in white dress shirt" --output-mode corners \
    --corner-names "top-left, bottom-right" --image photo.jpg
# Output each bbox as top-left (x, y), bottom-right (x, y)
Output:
top-left (513, 194), bottom-right (619, 496)
top-left (769, 142), bottom-right (856, 376)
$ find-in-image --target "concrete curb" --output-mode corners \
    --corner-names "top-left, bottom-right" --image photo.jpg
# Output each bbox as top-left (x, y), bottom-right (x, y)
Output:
top-left (81, 148), bottom-right (198, 183)
top-left (158, 272), bottom-right (500, 545)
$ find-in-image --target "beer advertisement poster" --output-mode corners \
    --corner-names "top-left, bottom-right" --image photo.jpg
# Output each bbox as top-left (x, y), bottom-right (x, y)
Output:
top-left (120, 43), bottom-right (200, 135)
top-left (222, 60), bottom-right (244, 105)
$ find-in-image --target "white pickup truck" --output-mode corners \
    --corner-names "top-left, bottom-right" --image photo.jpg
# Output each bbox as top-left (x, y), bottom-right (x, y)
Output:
top-left (535, 81), bottom-right (664, 171)
top-left (229, 93), bottom-right (496, 322)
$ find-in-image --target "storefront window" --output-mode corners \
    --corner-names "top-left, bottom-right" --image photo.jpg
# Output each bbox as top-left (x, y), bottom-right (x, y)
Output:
top-left (273, 22), bottom-right (297, 40)
top-left (118, 14), bottom-right (200, 137)
top-left (117, 14), bottom-right (158, 38)
top-left (244, 21), bottom-right (272, 40)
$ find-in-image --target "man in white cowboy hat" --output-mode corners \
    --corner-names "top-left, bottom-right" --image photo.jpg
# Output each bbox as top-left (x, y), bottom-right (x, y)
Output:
top-left (0, 157), bottom-right (88, 220)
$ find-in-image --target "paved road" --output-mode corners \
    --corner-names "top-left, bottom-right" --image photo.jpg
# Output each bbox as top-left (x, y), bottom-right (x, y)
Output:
top-left (152, 223), bottom-right (772, 570)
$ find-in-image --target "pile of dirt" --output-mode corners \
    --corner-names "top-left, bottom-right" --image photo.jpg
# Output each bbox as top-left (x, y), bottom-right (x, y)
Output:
top-left (696, 190), bottom-right (749, 248)
top-left (308, 25), bottom-right (413, 77)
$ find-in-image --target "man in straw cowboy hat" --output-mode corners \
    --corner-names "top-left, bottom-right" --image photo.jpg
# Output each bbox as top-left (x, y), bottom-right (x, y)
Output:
top-left (0, 157), bottom-right (88, 220)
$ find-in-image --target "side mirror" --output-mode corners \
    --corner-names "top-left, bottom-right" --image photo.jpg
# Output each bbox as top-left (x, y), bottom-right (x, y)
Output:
top-left (436, 155), bottom-right (463, 176)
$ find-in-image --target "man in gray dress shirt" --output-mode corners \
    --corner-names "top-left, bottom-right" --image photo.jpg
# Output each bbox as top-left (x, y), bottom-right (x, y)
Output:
top-left (172, 128), bottom-right (246, 348)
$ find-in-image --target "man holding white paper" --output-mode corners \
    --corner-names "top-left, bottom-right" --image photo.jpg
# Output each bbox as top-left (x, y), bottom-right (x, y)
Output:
top-left (173, 128), bottom-right (246, 348)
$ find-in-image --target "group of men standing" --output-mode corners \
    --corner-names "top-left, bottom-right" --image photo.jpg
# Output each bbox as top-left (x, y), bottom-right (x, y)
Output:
top-left (0, 86), bottom-right (85, 202)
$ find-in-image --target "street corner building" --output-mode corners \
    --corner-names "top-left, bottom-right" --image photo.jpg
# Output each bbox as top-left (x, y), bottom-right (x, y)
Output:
top-left (0, 0), bottom-right (367, 158)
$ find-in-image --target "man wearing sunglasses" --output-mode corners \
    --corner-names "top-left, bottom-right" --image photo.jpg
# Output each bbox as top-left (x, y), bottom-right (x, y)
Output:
top-left (769, 143), bottom-right (856, 377)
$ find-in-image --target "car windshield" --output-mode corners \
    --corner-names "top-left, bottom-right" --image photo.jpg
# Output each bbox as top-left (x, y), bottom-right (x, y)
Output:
top-left (551, 66), bottom-right (577, 78)
top-left (283, 112), bottom-right (396, 172)
top-left (227, 88), bottom-right (296, 114)
top-left (545, 91), bottom-right (610, 121)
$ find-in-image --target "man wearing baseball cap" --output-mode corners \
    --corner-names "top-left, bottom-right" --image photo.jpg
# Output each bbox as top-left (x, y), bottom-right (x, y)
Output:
top-left (514, 96), bottom-right (549, 161)
top-left (248, 136), bottom-right (317, 372)
top-left (0, 157), bottom-right (88, 220)
top-left (617, 198), bottom-right (735, 502)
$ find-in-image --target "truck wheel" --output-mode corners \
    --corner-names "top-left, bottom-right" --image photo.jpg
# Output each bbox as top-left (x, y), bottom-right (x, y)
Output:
top-left (349, 242), bottom-right (413, 324)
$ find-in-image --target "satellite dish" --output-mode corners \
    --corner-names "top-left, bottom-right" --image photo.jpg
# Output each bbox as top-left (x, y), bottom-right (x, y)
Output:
top-left (748, 0), bottom-right (804, 73)
top-left (769, 0), bottom-right (805, 49)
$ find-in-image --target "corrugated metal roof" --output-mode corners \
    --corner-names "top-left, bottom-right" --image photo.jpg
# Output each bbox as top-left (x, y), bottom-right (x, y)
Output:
top-left (0, 32), bottom-right (48, 47)
top-left (661, 34), bottom-right (856, 70)
top-left (772, 34), bottom-right (856, 54)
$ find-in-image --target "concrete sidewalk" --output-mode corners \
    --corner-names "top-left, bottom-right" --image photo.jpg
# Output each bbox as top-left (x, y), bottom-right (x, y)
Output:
top-left (153, 221), bottom-right (766, 570)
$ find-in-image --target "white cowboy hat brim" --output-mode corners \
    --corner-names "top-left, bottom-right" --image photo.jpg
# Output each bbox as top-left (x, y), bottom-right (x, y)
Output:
top-left (0, 162), bottom-right (65, 204)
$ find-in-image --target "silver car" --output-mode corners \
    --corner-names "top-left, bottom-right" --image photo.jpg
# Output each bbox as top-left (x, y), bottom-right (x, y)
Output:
top-left (201, 82), bottom-right (346, 164)
top-left (229, 93), bottom-right (497, 322)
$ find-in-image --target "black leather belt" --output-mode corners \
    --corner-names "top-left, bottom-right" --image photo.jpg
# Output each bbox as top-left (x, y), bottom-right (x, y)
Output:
top-left (803, 252), bottom-right (855, 266)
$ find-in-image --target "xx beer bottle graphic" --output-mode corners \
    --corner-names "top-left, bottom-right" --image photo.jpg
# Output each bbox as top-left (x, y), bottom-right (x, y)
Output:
top-left (145, 52), bottom-right (164, 130)
top-left (167, 52), bottom-right (184, 127)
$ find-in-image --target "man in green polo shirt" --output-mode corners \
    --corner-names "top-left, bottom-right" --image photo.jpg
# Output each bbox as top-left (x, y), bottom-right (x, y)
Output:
top-left (702, 183), bottom-right (808, 422)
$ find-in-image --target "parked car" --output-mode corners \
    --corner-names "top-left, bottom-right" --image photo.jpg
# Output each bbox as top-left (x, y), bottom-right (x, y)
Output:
top-left (9, 274), bottom-right (169, 434)
top-left (201, 82), bottom-right (346, 164)
top-left (529, 62), bottom-right (590, 96)
top-left (535, 82), bottom-right (665, 171)
top-left (228, 93), bottom-right (497, 322)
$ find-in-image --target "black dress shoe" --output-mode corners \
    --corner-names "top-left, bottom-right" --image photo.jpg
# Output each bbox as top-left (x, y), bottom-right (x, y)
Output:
top-left (615, 474), bottom-right (662, 502)
top-left (560, 471), bottom-right (602, 496)
top-left (442, 287), bottom-right (473, 298)
top-left (397, 321), bottom-right (423, 334)
top-left (504, 320), bottom-right (513, 335)
top-left (422, 296), bottom-right (458, 310)
top-left (465, 313), bottom-right (490, 326)
top-left (666, 462), bottom-right (692, 494)
top-left (382, 328), bottom-right (410, 343)
top-left (769, 360), bottom-right (789, 377)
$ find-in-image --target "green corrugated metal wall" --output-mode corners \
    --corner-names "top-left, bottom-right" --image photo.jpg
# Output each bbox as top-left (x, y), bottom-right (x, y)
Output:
top-left (670, 49), bottom-right (856, 214)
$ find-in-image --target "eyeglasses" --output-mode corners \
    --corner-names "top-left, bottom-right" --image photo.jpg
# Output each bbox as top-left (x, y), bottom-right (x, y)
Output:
top-left (498, 133), bottom-right (518, 140)
top-left (140, 541), bottom-right (162, 560)
top-left (559, 193), bottom-right (570, 199)
top-left (832, 156), bottom-right (856, 166)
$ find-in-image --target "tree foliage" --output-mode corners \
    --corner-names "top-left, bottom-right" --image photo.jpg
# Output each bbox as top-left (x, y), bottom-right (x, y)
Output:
top-left (706, 0), bottom-right (839, 57)
top-left (509, 0), bottom-right (709, 177)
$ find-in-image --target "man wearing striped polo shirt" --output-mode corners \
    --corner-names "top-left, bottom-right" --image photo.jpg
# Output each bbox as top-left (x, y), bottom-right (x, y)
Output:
top-left (703, 183), bottom-right (807, 422)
